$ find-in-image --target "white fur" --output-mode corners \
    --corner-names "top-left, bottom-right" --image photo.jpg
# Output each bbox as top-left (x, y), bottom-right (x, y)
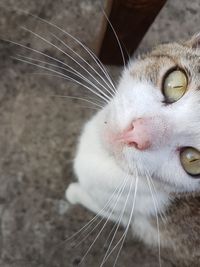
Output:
top-left (66, 58), bottom-right (200, 246)
top-left (66, 114), bottom-right (169, 244)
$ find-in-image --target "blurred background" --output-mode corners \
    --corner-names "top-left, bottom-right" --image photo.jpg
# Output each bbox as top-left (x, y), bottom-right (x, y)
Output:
top-left (0, 0), bottom-right (200, 266)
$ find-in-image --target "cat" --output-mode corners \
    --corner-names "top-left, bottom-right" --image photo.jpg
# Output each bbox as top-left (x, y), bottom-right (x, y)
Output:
top-left (66, 34), bottom-right (200, 266)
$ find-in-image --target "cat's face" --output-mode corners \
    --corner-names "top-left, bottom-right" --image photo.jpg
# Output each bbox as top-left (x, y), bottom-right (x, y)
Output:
top-left (99, 37), bottom-right (200, 193)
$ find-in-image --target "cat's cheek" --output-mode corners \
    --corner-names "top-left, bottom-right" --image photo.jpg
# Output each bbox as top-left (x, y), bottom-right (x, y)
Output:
top-left (100, 133), bottom-right (124, 161)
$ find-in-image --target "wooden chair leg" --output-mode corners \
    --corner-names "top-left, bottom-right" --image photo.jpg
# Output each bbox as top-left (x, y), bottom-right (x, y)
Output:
top-left (98, 0), bottom-right (167, 65)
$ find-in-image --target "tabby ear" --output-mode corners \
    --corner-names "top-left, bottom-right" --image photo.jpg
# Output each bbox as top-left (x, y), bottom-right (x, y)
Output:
top-left (185, 33), bottom-right (200, 49)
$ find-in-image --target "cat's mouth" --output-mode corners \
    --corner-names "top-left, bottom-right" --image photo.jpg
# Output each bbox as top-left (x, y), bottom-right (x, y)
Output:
top-left (116, 153), bottom-right (174, 191)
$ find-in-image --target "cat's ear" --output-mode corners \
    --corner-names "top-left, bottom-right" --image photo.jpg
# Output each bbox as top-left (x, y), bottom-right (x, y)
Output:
top-left (185, 33), bottom-right (200, 49)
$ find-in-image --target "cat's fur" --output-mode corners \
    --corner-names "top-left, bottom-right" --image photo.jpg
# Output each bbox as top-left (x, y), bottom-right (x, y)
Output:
top-left (66, 35), bottom-right (200, 266)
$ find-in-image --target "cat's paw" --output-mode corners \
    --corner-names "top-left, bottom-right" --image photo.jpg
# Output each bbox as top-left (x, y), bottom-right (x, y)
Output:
top-left (65, 183), bottom-right (80, 205)
top-left (65, 183), bottom-right (100, 213)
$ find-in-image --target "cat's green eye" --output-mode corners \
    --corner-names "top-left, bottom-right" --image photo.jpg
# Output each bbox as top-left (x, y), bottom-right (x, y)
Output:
top-left (163, 70), bottom-right (187, 103)
top-left (180, 147), bottom-right (200, 177)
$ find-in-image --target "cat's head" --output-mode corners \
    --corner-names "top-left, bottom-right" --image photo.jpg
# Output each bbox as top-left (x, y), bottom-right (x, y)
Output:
top-left (99, 34), bottom-right (200, 193)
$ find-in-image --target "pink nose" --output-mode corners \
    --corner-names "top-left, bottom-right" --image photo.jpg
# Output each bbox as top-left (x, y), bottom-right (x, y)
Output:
top-left (120, 118), bottom-right (152, 150)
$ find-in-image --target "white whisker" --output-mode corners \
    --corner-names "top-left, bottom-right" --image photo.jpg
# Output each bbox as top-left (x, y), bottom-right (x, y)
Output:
top-left (49, 181), bottom-right (128, 266)
top-left (32, 72), bottom-right (105, 107)
top-left (52, 95), bottom-right (104, 109)
top-left (147, 176), bottom-right (168, 225)
top-left (7, 39), bottom-right (110, 104)
top-left (102, 222), bottom-right (118, 251)
top-left (72, 178), bottom-right (129, 247)
top-left (11, 56), bottom-right (109, 103)
top-left (15, 53), bottom-right (109, 104)
top-left (146, 174), bottom-right (162, 267)
top-left (112, 174), bottom-right (138, 267)
top-left (50, 33), bottom-right (116, 96)
top-left (21, 26), bottom-right (111, 102)
top-left (15, 9), bottom-right (116, 90)
top-left (33, 73), bottom-right (105, 109)
top-left (102, 8), bottom-right (126, 68)
top-left (102, 174), bottom-right (138, 266)
top-left (79, 175), bottom-right (130, 265)
top-left (63, 178), bottom-right (128, 245)
top-left (100, 174), bottom-right (133, 266)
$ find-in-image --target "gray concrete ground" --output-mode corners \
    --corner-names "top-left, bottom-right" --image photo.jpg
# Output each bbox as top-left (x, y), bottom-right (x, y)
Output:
top-left (0, 0), bottom-right (199, 266)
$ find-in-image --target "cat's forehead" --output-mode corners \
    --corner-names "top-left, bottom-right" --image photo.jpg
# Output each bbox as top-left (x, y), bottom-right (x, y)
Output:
top-left (150, 42), bottom-right (200, 64)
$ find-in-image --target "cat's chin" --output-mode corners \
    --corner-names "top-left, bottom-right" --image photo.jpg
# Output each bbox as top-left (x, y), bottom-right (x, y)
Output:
top-left (113, 150), bottom-right (142, 177)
